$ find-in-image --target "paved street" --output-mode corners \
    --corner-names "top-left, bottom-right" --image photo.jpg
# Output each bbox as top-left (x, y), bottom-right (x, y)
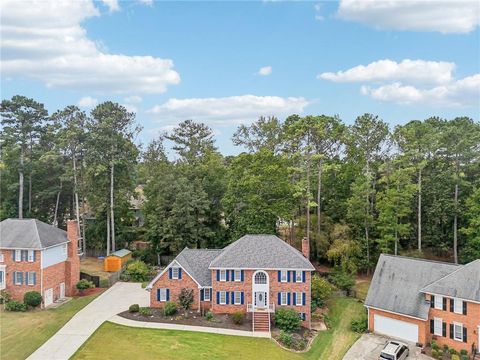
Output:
top-left (27, 282), bottom-right (149, 360)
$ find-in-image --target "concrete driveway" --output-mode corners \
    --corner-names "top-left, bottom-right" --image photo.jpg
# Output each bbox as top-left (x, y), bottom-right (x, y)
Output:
top-left (27, 282), bottom-right (149, 360)
top-left (343, 333), bottom-right (432, 360)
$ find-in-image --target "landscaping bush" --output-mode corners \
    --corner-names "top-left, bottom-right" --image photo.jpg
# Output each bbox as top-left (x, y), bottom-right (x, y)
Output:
top-left (431, 349), bottom-right (438, 359)
top-left (350, 315), bottom-right (367, 333)
top-left (99, 279), bottom-right (109, 288)
top-left (129, 304), bottom-right (140, 313)
top-left (163, 301), bottom-right (177, 316)
top-left (450, 348), bottom-right (458, 355)
top-left (205, 311), bottom-right (214, 321)
top-left (5, 300), bottom-right (27, 312)
top-left (178, 288), bottom-right (194, 315)
top-left (275, 308), bottom-right (301, 332)
top-left (451, 355), bottom-right (460, 360)
top-left (139, 307), bottom-right (152, 316)
top-left (311, 275), bottom-right (333, 309)
top-left (460, 356), bottom-right (468, 360)
top-left (0, 290), bottom-right (12, 304)
top-left (443, 344), bottom-right (449, 353)
top-left (122, 260), bottom-right (151, 282)
top-left (431, 340), bottom-right (439, 351)
top-left (76, 279), bottom-right (95, 293)
top-left (437, 349), bottom-right (444, 359)
top-left (24, 291), bottom-right (42, 308)
top-left (329, 268), bottom-right (355, 294)
top-left (278, 331), bottom-right (293, 348)
top-left (232, 311), bottom-right (245, 325)
top-left (460, 349), bottom-right (468, 356)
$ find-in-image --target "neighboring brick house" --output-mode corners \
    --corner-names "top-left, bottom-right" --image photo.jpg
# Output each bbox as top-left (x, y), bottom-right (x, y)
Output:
top-left (147, 234), bottom-right (315, 332)
top-left (0, 218), bottom-right (80, 307)
top-left (365, 254), bottom-right (480, 356)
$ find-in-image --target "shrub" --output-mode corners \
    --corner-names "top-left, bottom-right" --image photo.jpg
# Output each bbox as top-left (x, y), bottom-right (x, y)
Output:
top-left (431, 349), bottom-right (438, 359)
top-left (122, 260), bottom-right (151, 282)
top-left (129, 304), bottom-right (140, 313)
top-left (437, 349), bottom-right (443, 359)
top-left (205, 311), bottom-right (214, 321)
top-left (460, 349), bottom-right (468, 356)
top-left (329, 268), bottom-right (355, 294)
top-left (76, 279), bottom-right (94, 291)
top-left (350, 316), bottom-right (368, 333)
top-left (311, 275), bottom-right (333, 309)
top-left (279, 331), bottom-right (293, 347)
top-left (99, 279), bottom-right (110, 288)
top-left (275, 308), bottom-right (301, 332)
top-left (450, 348), bottom-right (458, 355)
top-left (431, 340), bottom-right (439, 351)
top-left (163, 301), bottom-right (177, 316)
top-left (139, 307), bottom-right (152, 316)
top-left (24, 291), bottom-right (42, 308)
top-left (460, 356), bottom-right (469, 360)
top-left (5, 300), bottom-right (27, 312)
top-left (0, 290), bottom-right (12, 304)
top-left (451, 355), bottom-right (460, 360)
top-left (443, 344), bottom-right (449, 352)
top-left (232, 311), bottom-right (245, 325)
top-left (323, 313), bottom-right (331, 329)
top-left (178, 288), bottom-right (194, 314)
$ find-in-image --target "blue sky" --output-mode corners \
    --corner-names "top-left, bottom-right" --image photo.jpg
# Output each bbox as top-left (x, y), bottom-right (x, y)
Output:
top-left (2, 0), bottom-right (479, 155)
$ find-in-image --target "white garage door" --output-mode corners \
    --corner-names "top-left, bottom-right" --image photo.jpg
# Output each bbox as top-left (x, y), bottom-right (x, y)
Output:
top-left (44, 288), bottom-right (53, 307)
top-left (374, 314), bottom-right (418, 343)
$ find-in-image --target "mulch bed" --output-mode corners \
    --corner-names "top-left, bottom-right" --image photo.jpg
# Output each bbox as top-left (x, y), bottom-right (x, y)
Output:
top-left (78, 288), bottom-right (105, 296)
top-left (119, 309), bottom-right (252, 331)
top-left (271, 327), bottom-right (318, 352)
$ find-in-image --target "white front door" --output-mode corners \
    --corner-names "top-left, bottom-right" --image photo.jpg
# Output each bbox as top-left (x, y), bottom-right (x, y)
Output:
top-left (374, 314), bottom-right (419, 343)
top-left (44, 288), bottom-right (53, 306)
top-left (255, 291), bottom-right (267, 308)
top-left (252, 270), bottom-right (269, 310)
top-left (60, 282), bottom-right (65, 299)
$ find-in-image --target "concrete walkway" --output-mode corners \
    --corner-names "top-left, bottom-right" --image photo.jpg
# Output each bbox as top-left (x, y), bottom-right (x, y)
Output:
top-left (109, 315), bottom-right (271, 338)
top-left (27, 282), bottom-right (149, 360)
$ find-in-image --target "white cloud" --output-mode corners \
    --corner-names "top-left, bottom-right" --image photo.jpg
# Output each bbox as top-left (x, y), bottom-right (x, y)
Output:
top-left (360, 74), bottom-right (480, 106)
top-left (101, 0), bottom-right (120, 12)
top-left (319, 59), bottom-right (455, 85)
top-left (337, 0), bottom-right (480, 34)
top-left (258, 66), bottom-right (273, 76)
top-left (124, 95), bottom-right (143, 104)
top-left (147, 95), bottom-right (309, 125)
top-left (121, 103), bottom-right (138, 113)
top-left (77, 96), bottom-right (98, 108)
top-left (0, 0), bottom-right (180, 94)
top-left (137, 0), bottom-right (154, 5)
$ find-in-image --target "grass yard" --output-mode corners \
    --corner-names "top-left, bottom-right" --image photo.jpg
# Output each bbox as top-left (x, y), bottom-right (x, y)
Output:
top-left (354, 280), bottom-right (371, 301)
top-left (80, 257), bottom-right (111, 281)
top-left (0, 294), bottom-right (99, 360)
top-left (72, 296), bottom-right (364, 360)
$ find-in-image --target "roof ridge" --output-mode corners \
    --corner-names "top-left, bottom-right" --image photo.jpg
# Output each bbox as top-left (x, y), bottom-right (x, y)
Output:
top-left (208, 236), bottom-right (245, 267)
top-left (380, 253), bottom-right (460, 267)
top-left (421, 259), bottom-right (478, 292)
top-left (33, 219), bottom-right (42, 248)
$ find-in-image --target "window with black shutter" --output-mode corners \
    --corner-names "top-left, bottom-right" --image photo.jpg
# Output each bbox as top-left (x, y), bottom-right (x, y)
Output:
top-left (450, 298), bottom-right (454, 312)
top-left (463, 327), bottom-right (467, 343)
top-left (442, 297), bottom-right (447, 311)
top-left (450, 323), bottom-right (454, 339)
top-left (442, 322), bottom-right (446, 337)
top-left (462, 301), bottom-right (467, 315)
top-left (430, 319), bottom-right (434, 334)
top-left (430, 295), bottom-right (435, 308)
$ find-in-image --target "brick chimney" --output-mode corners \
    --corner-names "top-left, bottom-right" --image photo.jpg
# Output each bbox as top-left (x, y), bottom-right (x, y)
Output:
top-left (65, 220), bottom-right (80, 296)
top-left (302, 237), bottom-right (309, 259)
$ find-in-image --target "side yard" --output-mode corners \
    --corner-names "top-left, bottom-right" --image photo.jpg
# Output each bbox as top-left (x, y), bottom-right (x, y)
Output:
top-left (72, 296), bottom-right (365, 360)
top-left (0, 293), bottom-right (100, 360)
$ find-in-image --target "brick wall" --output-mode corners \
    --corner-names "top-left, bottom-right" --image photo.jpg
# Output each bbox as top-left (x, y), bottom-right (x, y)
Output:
top-left (426, 294), bottom-right (479, 355)
top-left (43, 261), bottom-right (66, 303)
top-left (65, 220), bottom-right (80, 296)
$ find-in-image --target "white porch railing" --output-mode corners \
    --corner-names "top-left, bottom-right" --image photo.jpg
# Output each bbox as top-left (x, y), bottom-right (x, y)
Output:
top-left (247, 303), bottom-right (275, 313)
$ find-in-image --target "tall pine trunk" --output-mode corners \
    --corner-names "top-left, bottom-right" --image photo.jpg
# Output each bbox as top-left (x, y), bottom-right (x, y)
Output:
top-left (110, 159), bottom-right (115, 253)
top-left (73, 155), bottom-right (81, 251)
top-left (417, 167), bottom-right (422, 252)
top-left (306, 149), bottom-right (312, 258)
top-left (19, 146), bottom-right (24, 219)
top-left (53, 180), bottom-right (62, 226)
top-left (106, 210), bottom-right (111, 256)
top-left (316, 160), bottom-right (322, 241)
top-left (453, 160), bottom-right (459, 264)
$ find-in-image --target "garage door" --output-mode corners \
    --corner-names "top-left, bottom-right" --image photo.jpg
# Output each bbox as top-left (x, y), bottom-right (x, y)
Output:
top-left (374, 314), bottom-right (418, 343)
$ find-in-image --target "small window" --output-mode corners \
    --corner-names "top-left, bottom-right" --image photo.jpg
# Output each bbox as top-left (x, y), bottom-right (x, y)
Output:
top-left (296, 292), bottom-right (302, 306)
top-left (204, 288), bottom-right (211, 301)
top-left (434, 295), bottom-right (443, 310)
top-left (234, 291), bottom-right (241, 305)
top-left (171, 267), bottom-right (179, 279)
top-left (27, 272), bottom-right (36, 285)
top-left (14, 272), bottom-right (22, 285)
top-left (295, 271), bottom-right (302, 282)
top-left (234, 270), bottom-right (241, 281)
top-left (453, 323), bottom-right (463, 341)
top-left (280, 292), bottom-right (287, 305)
top-left (280, 270), bottom-right (287, 282)
top-left (159, 288), bottom-right (167, 301)
top-left (28, 250), bottom-right (35, 262)
top-left (434, 317), bottom-right (442, 336)
top-left (219, 291), bottom-right (226, 305)
top-left (0, 253), bottom-right (4, 262)
top-left (453, 299), bottom-right (463, 314)
top-left (15, 250), bottom-right (21, 262)
top-left (220, 270), bottom-right (226, 282)
top-left (21, 250), bottom-right (28, 261)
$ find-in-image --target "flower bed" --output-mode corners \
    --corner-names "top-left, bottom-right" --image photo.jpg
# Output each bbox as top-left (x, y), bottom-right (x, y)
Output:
top-left (271, 327), bottom-right (318, 352)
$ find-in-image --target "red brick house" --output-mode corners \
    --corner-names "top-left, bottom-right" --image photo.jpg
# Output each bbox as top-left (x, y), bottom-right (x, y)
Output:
top-left (0, 218), bottom-right (80, 307)
top-left (365, 254), bottom-right (480, 356)
top-left (146, 235), bottom-right (315, 332)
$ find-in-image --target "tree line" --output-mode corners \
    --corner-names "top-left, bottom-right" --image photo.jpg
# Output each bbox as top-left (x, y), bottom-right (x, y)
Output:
top-left (1, 95), bottom-right (479, 271)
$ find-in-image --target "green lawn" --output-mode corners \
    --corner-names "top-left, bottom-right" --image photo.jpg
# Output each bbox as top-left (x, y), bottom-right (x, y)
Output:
top-left (354, 280), bottom-right (371, 301)
top-left (0, 294), bottom-right (99, 360)
top-left (73, 296), bottom-right (364, 360)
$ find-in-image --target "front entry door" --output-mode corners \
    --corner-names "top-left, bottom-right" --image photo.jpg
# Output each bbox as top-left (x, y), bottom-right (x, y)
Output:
top-left (60, 282), bottom-right (65, 298)
top-left (255, 291), bottom-right (266, 308)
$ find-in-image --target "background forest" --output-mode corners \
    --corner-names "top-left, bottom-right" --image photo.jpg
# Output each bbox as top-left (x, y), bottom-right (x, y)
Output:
top-left (1, 95), bottom-right (479, 273)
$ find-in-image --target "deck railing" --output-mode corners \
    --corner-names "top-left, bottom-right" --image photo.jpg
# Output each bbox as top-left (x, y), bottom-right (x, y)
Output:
top-left (247, 303), bottom-right (275, 313)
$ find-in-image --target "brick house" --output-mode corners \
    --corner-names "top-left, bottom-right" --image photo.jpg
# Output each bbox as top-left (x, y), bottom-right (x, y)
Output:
top-left (0, 218), bottom-right (80, 307)
top-left (146, 234), bottom-right (315, 332)
top-left (365, 254), bottom-right (480, 356)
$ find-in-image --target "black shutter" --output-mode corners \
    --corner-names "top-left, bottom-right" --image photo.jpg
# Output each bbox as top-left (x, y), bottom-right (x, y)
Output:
top-left (449, 323), bottom-right (454, 339)
top-left (450, 298), bottom-right (454, 312)
top-left (442, 322), bottom-right (446, 337)
top-left (430, 295), bottom-right (435, 308)
top-left (462, 301), bottom-right (467, 315)
top-left (463, 327), bottom-right (467, 343)
top-left (442, 297), bottom-right (447, 311)
top-left (430, 319), bottom-right (434, 334)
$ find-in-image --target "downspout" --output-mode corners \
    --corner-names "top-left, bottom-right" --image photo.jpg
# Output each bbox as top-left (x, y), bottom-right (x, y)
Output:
top-left (40, 250), bottom-right (44, 309)
top-left (198, 286), bottom-right (201, 314)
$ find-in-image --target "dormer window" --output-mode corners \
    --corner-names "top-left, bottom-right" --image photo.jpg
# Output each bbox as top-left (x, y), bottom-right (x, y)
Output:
top-left (171, 267), bottom-right (179, 279)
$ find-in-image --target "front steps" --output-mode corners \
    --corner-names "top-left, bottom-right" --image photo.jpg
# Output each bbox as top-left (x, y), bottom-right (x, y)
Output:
top-left (253, 311), bottom-right (270, 332)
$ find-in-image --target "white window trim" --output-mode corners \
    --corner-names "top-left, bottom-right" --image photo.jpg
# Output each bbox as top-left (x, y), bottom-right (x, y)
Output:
top-left (159, 288), bottom-right (167, 302)
top-left (27, 272), bottom-right (35, 286)
top-left (453, 298), bottom-right (463, 314)
top-left (219, 270), bottom-right (226, 282)
top-left (280, 270), bottom-right (287, 283)
top-left (204, 288), bottom-right (211, 301)
top-left (0, 265), bottom-right (5, 290)
top-left (234, 270), bottom-right (241, 282)
top-left (296, 292), bottom-right (303, 306)
top-left (434, 295), bottom-right (443, 310)
top-left (171, 267), bottom-right (179, 279)
top-left (453, 322), bottom-right (463, 341)
top-left (280, 292), bottom-right (287, 305)
top-left (234, 291), bottom-right (241, 305)
top-left (0, 253), bottom-right (4, 263)
top-left (219, 291), bottom-right (227, 305)
top-left (14, 272), bottom-right (22, 285)
top-left (28, 250), bottom-right (34, 262)
top-left (15, 250), bottom-right (21, 262)
top-left (434, 317), bottom-right (442, 336)
top-left (295, 271), bottom-right (302, 283)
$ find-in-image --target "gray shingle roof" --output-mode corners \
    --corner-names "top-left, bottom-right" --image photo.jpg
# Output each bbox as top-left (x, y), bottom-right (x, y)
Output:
top-left (176, 248), bottom-right (223, 286)
top-left (0, 218), bottom-right (69, 249)
top-left (209, 234), bottom-right (315, 270)
top-left (365, 254), bottom-right (459, 320)
top-left (420, 259), bottom-right (480, 302)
